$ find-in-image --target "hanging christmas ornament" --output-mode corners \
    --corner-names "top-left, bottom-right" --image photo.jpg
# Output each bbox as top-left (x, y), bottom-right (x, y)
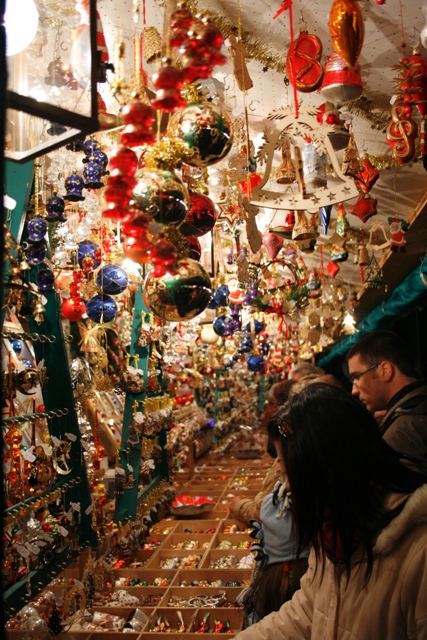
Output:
top-left (276, 139), bottom-right (296, 184)
top-left (213, 315), bottom-right (234, 337)
top-left (263, 231), bottom-right (284, 260)
top-left (328, 0), bottom-right (364, 67)
top-left (151, 59), bottom-right (186, 112)
top-left (121, 211), bottom-right (150, 237)
top-left (364, 253), bottom-right (386, 289)
top-left (353, 157), bottom-right (380, 194)
top-left (316, 102), bottom-right (350, 150)
top-left (143, 258), bottom-right (212, 321)
top-left (64, 172), bottom-right (85, 201)
top-left (180, 192), bottom-right (217, 236)
top-left (85, 294), bottom-right (118, 324)
top-left (247, 355), bottom-right (265, 372)
top-left (286, 27), bottom-right (324, 92)
top-left (330, 242), bottom-right (348, 262)
top-left (27, 217), bottom-right (48, 242)
top-left (319, 205), bottom-right (332, 234)
top-left (307, 268), bottom-right (322, 298)
top-left (96, 265), bottom-right (129, 296)
top-left (61, 297), bottom-right (86, 322)
top-left (320, 52), bottom-right (363, 104)
top-left (77, 241), bottom-right (101, 270)
top-left (302, 138), bottom-right (327, 190)
top-left (292, 210), bottom-right (319, 241)
top-left (132, 169), bottom-right (190, 227)
top-left (176, 15), bottom-right (226, 84)
top-left (327, 260), bottom-right (340, 278)
top-left (46, 193), bottom-right (66, 222)
top-left (388, 216), bottom-right (409, 252)
top-left (270, 211), bottom-right (296, 239)
top-left (349, 193), bottom-right (378, 223)
top-left (213, 283), bottom-right (229, 307)
top-left (122, 235), bottom-right (152, 264)
top-left (83, 158), bottom-right (104, 189)
top-left (121, 97), bottom-right (156, 146)
top-left (386, 103), bottom-right (418, 164)
top-left (186, 235), bottom-right (201, 261)
top-left (335, 203), bottom-right (349, 237)
top-left (167, 102), bottom-right (233, 166)
top-left (103, 146), bottom-right (139, 221)
top-left (200, 325), bottom-right (219, 344)
top-left (149, 238), bottom-right (178, 277)
top-left (36, 267), bottom-right (55, 293)
top-left (26, 241), bottom-right (47, 266)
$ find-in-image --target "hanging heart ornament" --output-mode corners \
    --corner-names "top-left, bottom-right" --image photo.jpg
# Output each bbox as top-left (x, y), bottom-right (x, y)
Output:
top-left (286, 29), bottom-right (324, 92)
top-left (328, 0), bottom-right (364, 67)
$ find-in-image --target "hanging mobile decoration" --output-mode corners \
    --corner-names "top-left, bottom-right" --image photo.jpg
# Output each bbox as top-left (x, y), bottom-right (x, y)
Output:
top-left (275, 138), bottom-right (296, 184)
top-left (388, 216), bottom-right (409, 252)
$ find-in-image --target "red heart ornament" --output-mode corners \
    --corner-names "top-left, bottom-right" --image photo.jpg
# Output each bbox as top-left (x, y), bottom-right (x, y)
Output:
top-left (354, 157), bottom-right (380, 193)
top-left (263, 231), bottom-right (284, 260)
top-left (286, 30), bottom-right (324, 93)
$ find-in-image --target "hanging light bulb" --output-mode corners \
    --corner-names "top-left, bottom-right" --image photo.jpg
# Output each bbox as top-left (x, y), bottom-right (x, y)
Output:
top-left (5, 0), bottom-right (39, 57)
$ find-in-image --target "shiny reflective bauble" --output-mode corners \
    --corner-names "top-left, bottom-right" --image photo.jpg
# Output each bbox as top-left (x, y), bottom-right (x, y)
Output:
top-left (10, 340), bottom-right (22, 355)
top-left (320, 53), bottom-right (363, 104)
top-left (27, 216), bottom-right (48, 242)
top-left (96, 265), bottom-right (129, 295)
top-left (167, 102), bottom-right (233, 167)
top-left (181, 192), bottom-right (217, 236)
top-left (132, 169), bottom-right (190, 227)
top-left (213, 314), bottom-right (234, 337)
top-left (245, 319), bottom-right (264, 334)
top-left (109, 146), bottom-right (138, 177)
top-left (122, 235), bottom-right (152, 264)
top-left (46, 194), bottom-right (66, 222)
top-left (143, 258), bottom-right (212, 322)
top-left (200, 325), bottom-right (219, 344)
top-left (186, 234), bottom-right (201, 261)
top-left (77, 241), bottom-right (101, 269)
top-left (85, 294), bottom-right (118, 323)
top-left (213, 284), bottom-right (229, 307)
top-left (83, 160), bottom-right (104, 189)
top-left (247, 355), bottom-right (265, 372)
top-left (83, 138), bottom-right (101, 156)
top-left (36, 268), bottom-right (55, 292)
top-left (61, 297), bottom-right (86, 322)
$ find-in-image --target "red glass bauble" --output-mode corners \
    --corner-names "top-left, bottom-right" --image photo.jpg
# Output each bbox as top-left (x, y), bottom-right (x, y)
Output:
top-left (152, 62), bottom-right (183, 90)
top-left (150, 238), bottom-right (177, 270)
top-left (171, 8), bottom-right (193, 31)
top-left (122, 235), bottom-right (152, 263)
top-left (121, 211), bottom-right (150, 237)
top-left (200, 24), bottom-right (223, 50)
top-left (180, 192), bottom-right (217, 236)
top-left (104, 175), bottom-right (137, 202)
top-left (102, 203), bottom-right (131, 221)
top-left (186, 234), bottom-right (201, 261)
top-left (121, 125), bottom-right (156, 147)
top-left (122, 99), bottom-right (155, 126)
top-left (151, 89), bottom-right (187, 112)
top-left (61, 297), bottom-right (86, 321)
top-left (109, 146), bottom-right (138, 176)
top-left (181, 53), bottom-right (213, 82)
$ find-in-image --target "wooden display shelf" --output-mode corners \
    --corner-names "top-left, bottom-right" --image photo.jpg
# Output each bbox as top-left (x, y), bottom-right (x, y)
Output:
top-left (143, 607), bottom-right (195, 633)
top-left (112, 569), bottom-right (176, 586)
top-left (159, 585), bottom-right (243, 608)
top-left (162, 533), bottom-right (213, 551)
top-left (171, 520), bottom-right (220, 534)
top-left (145, 549), bottom-right (206, 571)
top-left (186, 606), bottom-right (244, 634)
top-left (200, 549), bottom-right (256, 570)
top-left (211, 532), bottom-right (253, 550)
top-left (218, 520), bottom-right (253, 534)
top-left (171, 568), bottom-right (252, 588)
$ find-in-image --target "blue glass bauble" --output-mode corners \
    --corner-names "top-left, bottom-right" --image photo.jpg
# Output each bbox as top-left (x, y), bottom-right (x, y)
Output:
top-left (213, 314), bottom-right (234, 337)
top-left (46, 194), bottom-right (66, 222)
top-left (10, 340), bottom-right (22, 354)
top-left (213, 284), bottom-right (229, 307)
top-left (27, 241), bottom-right (47, 266)
top-left (96, 265), bottom-right (129, 295)
top-left (85, 294), bottom-right (118, 324)
top-left (247, 355), bottom-right (265, 372)
top-left (77, 241), bottom-right (101, 269)
top-left (27, 217), bottom-right (48, 242)
top-left (64, 172), bottom-right (85, 202)
top-left (66, 137), bottom-right (85, 152)
top-left (207, 292), bottom-right (218, 309)
top-left (239, 337), bottom-right (253, 353)
top-left (245, 319), bottom-right (264, 334)
top-left (83, 160), bottom-right (104, 189)
top-left (36, 267), bottom-right (55, 292)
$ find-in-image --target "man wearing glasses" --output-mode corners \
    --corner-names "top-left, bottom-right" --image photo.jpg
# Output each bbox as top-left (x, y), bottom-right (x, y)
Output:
top-left (347, 330), bottom-right (427, 475)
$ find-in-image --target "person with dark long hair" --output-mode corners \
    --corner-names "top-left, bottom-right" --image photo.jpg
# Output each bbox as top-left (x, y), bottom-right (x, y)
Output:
top-left (234, 384), bottom-right (427, 640)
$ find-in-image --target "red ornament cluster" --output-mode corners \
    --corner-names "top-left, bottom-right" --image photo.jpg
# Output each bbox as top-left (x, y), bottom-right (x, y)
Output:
top-left (62, 270), bottom-right (86, 321)
top-left (151, 6), bottom-right (226, 113)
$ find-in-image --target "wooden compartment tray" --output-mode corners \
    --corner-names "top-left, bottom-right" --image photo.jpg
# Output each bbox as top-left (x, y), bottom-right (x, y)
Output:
top-left (172, 569), bottom-right (252, 588)
top-left (211, 532), bottom-right (253, 550)
top-left (162, 533), bottom-right (213, 551)
top-left (171, 520), bottom-right (219, 534)
top-left (144, 549), bottom-right (206, 571)
top-left (159, 586), bottom-right (243, 608)
top-left (200, 549), bottom-right (256, 570)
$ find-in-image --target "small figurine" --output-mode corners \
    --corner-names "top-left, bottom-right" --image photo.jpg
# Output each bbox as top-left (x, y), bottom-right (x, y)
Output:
top-left (388, 216), bottom-right (409, 253)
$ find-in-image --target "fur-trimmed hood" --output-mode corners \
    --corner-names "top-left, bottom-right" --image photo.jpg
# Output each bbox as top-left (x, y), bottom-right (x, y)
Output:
top-left (374, 484), bottom-right (427, 555)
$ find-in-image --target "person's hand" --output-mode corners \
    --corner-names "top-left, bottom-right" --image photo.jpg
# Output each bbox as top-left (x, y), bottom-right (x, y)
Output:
top-left (228, 496), bottom-right (242, 514)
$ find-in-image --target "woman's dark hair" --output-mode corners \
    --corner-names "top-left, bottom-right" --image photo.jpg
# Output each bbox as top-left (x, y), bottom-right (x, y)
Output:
top-left (271, 384), bottom-right (427, 584)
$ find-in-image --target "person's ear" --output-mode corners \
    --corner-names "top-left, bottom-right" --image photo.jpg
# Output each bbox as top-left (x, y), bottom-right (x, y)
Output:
top-left (379, 361), bottom-right (393, 382)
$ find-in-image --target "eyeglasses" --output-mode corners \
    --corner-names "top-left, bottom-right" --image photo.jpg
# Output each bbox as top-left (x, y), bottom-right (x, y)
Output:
top-left (348, 363), bottom-right (380, 386)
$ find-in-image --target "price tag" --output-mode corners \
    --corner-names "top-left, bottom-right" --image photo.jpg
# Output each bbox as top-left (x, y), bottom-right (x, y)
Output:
top-left (58, 526), bottom-right (69, 537)
top-left (15, 544), bottom-right (30, 558)
top-left (22, 446), bottom-right (36, 463)
top-left (65, 432), bottom-right (77, 442)
top-left (85, 504), bottom-right (93, 515)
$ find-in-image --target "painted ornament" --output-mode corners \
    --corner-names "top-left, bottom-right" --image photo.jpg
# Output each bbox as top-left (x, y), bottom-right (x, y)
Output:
top-left (319, 205), bottom-right (332, 234)
top-left (386, 103), bottom-right (418, 164)
top-left (263, 231), bottom-right (284, 260)
top-left (286, 28), bottom-right (324, 92)
top-left (335, 203), bottom-right (349, 238)
top-left (96, 265), bottom-right (129, 295)
top-left (328, 0), bottom-right (364, 67)
top-left (85, 294), bottom-right (118, 324)
top-left (320, 52), bottom-right (363, 104)
top-left (349, 193), bottom-right (378, 223)
top-left (388, 216), bottom-right (409, 252)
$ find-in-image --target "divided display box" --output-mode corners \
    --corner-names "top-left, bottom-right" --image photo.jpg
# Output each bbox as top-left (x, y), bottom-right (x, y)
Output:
top-left (211, 532), bottom-right (253, 551)
top-left (200, 548), bottom-right (256, 570)
top-left (159, 585), bottom-right (243, 608)
top-left (171, 568), bottom-right (252, 588)
top-left (186, 607), bottom-right (244, 635)
top-left (112, 569), bottom-right (176, 588)
top-left (218, 520), bottom-right (253, 534)
top-left (162, 533), bottom-right (213, 551)
top-left (145, 549), bottom-right (206, 571)
top-left (171, 520), bottom-right (219, 534)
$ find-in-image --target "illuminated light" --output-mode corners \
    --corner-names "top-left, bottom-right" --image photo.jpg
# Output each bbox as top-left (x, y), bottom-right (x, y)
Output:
top-left (5, 0), bottom-right (39, 57)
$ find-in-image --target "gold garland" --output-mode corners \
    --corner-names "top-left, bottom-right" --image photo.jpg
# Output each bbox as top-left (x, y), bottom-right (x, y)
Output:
top-left (345, 97), bottom-right (390, 131)
top-left (143, 136), bottom-right (195, 170)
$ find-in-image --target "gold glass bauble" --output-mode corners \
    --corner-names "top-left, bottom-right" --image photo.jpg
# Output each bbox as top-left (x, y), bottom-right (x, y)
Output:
top-left (132, 168), bottom-right (190, 227)
top-left (143, 258), bottom-right (212, 322)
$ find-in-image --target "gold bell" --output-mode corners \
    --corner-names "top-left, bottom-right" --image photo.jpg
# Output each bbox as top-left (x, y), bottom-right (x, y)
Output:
top-left (276, 140), bottom-right (296, 184)
top-left (19, 258), bottom-right (31, 272)
top-left (358, 244), bottom-right (370, 266)
top-left (33, 300), bottom-right (46, 324)
top-left (292, 211), bottom-right (318, 241)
